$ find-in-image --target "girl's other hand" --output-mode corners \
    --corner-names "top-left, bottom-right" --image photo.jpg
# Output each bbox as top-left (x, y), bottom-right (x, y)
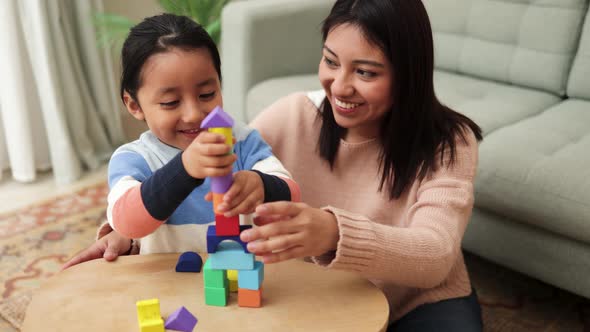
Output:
top-left (60, 231), bottom-right (132, 271)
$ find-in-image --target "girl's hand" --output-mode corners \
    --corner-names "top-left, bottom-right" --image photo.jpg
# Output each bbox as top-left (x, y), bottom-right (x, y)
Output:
top-left (182, 132), bottom-right (237, 179)
top-left (239, 202), bottom-right (340, 263)
top-left (60, 231), bottom-right (132, 271)
top-left (204, 171), bottom-right (264, 216)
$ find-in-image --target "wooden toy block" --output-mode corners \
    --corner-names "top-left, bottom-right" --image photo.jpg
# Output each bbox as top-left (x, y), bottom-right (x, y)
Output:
top-left (229, 279), bottom-right (238, 292)
top-left (238, 288), bottom-right (262, 308)
top-left (164, 306), bottom-right (197, 332)
top-left (209, 127), bottom-right (233, 147)
top-left (205, 286), bottom-right (228, 306)
top-left (211, 173), bottom-right (233, 193)
top-left (201, 106), bottom-right (234, 129)
top-left (175, 251), bottom-right (203, 273)
top-left (203, 259), bottom-right (228, 288)
top-left (227, 269), bottom-right (238, 292)
top-left (212, 193), bottom-right (224, 214)
top-left (209, 241), bottom-right (254, 270)
top-left (215, 214), bottom-right (240, 236)
top-left (227, 269), bottom-right (238, 281)
top-left (207, 225), bottom-right (251, 253)
top-left (136, 299), bottom-right (164, 332)
top-left (140, 320), bottom-right (165, 332)
top-left (238, 261), bottom-right (264, 290)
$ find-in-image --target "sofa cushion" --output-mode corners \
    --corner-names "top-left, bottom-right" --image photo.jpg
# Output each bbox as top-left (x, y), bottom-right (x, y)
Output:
top-left (246, 74), bottom-right (320, 122)
top-left (475, 99), bottom-right (590, 244)
top-left (424, 0), bottom-right (588, 95)
top-left (434, 70), bottom-right (560, 135)
top-left (568, 7), bottom-right (590, 99)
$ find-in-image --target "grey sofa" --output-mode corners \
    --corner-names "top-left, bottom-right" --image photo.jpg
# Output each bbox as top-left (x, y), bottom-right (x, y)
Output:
top-left (221, 0), bottom-right (590, 299)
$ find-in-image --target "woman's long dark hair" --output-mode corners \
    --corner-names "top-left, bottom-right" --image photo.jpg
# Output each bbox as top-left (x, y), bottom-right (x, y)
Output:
top-left (120, 13), bottom-right (221, 103)
top-left (318, 0), bottom-right (483, 199)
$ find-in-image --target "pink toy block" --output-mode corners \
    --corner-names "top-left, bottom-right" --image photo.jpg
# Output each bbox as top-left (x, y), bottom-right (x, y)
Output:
top-left (215, 214), bottom-right (240, 236)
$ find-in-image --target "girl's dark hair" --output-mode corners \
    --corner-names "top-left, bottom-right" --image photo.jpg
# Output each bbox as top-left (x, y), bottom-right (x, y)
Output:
top-left (120, 13), bottom-right (221, 103)
top-left (319, 0), bottom-right (483, 199)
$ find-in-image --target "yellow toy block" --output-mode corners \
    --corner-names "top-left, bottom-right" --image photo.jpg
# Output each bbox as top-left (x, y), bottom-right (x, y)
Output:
top-left (227, 269), bottom-right (238, 280)
top-left (136, 298), bottom-right (164, 332)
top-left (209, 127), bottom-right (233, 148)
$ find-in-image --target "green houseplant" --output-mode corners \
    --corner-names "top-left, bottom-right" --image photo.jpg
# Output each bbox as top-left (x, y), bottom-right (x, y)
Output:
top-left (94, 0), bottom-right (230, 49)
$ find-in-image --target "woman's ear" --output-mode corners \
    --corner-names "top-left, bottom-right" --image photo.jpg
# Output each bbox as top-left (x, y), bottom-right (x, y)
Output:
top-left (123, 92), bottom-right (145, 121)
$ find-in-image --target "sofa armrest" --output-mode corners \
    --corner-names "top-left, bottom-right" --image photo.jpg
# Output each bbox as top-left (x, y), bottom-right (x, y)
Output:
top-left (221, 0), bottom-right (334, 122)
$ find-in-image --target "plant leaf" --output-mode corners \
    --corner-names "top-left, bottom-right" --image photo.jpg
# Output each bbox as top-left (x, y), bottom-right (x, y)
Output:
top-left (92, 13), bottom-right (135, 49)
top-left (206, 19), bottom-right (221, 44)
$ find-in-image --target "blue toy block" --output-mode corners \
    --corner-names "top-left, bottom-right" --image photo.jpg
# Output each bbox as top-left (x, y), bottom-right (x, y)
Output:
top-left (175, 251), bottom-right (203, 273)
top-left (203, 259), bottom-right (228, 288)
top-left (237, 261), bottom-right (264, 290)
top-left (201, 105), bottom-right (234, 128)
top-left (164, 306), bottom-right (197, 332)
top-left (207, 225), bottom-right (251, 253)
top-left (209, 241), bottom-right (254, 270)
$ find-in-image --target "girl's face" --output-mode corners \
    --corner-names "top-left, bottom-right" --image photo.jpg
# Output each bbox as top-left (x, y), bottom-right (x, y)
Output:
top-left (319, 23), bottom-right (394, 142)
top-left (124, 47), bottom-right (222, 150)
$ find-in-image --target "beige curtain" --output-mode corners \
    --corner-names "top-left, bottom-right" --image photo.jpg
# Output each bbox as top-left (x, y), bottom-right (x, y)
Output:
top-left (0, 0), bottom-right (125, 184)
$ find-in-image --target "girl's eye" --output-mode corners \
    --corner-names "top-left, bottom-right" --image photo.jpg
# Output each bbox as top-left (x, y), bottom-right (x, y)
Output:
top-left (356, 69), bottom-right (377, 78)
top-left (200, 91), bottom-right (216, 100)
top-left (160, 100), bottom-right (179, 108)
top-left (324, 56), bottom-right (338, 67)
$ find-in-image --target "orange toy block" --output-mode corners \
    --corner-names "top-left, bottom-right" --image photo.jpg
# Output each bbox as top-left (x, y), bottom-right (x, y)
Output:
top-left (238, 288), bottom-right (262, 308)
top-left (212, 193), bottom-right (224, 214)
top-left (215, 214), bottom-right (240, 236)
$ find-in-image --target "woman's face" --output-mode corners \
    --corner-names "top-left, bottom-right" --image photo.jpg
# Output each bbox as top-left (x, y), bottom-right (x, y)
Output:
top-left (319, 23), bottom-right (394, 142)
top-left (124, 47), bottom-right (222, 150)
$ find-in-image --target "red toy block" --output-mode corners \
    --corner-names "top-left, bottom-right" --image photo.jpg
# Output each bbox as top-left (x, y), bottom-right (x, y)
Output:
top-left (215, 214), bottom-right (240, 236)
top-left (238, 288), bottom-right (262, 308)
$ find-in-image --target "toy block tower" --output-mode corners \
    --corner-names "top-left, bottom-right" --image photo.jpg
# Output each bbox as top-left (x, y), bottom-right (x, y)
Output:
top-left (200, 106), bottom-right (264, 308)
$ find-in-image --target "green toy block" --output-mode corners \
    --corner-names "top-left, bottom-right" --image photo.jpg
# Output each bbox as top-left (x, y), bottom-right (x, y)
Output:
top-left (203, 259), bottom-right (228, 288)
top-left (205, 286), bottom-right (228, 306)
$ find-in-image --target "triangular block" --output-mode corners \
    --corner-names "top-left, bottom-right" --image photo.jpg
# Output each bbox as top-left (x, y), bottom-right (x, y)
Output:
top-left (164, 306), bottom-right (197, 332)
top-left (201, 106), bottom-right (234, 128)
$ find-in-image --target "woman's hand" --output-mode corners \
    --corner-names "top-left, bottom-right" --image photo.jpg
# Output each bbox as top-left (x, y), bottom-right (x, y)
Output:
top-left (239, 201), bottom-right (340, 263)
top-left (60, 231), bottom-right (132, 270)
top-left (205, 170), bottom-right (264, 216)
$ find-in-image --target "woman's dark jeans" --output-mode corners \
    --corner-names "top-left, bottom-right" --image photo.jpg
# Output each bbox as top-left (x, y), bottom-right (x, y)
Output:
top-left (388, 289), bottom-right (483, 332)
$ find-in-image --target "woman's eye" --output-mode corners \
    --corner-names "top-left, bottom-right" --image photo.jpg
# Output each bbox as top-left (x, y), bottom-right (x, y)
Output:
top-left (324, 57), bottom-right (338, 67)
top-left (357, 69), bottom-right (376, 78)
top-left (160, 100), bottom-right (179, 108)
top-left (200, 92), bottom-right (216, 100)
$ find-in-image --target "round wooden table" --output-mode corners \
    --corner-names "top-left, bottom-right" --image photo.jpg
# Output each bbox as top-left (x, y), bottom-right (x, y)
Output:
top-left (22, 254), bottom-right (389, 331)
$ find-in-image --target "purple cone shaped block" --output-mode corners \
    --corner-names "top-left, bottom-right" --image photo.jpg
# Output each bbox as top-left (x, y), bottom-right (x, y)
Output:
top-left (201, 106), bottom-right (234, 129)
top-left (164, 306), bottom-right (197, 332)
top-left (211, 173), bottom-right (233, 193)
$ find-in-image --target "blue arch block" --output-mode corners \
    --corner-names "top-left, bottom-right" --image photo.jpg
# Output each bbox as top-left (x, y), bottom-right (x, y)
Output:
top-left (175, 251), bottom-right (203, 273)
top-left (207, 225), bottom-right (251, 253)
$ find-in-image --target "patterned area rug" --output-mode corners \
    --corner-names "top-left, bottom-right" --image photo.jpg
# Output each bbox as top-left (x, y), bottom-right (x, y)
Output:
top-left (0, 182), bottom-right (588, 331)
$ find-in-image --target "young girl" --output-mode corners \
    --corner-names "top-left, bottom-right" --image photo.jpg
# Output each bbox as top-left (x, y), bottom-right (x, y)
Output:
top-left (245, 0), bottom-right (483, 331)
top-left (62, 14), bottom-right (298, 268)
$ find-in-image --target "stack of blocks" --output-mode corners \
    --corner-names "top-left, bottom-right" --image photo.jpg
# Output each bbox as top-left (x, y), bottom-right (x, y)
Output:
top-left (201, 106), bottom-right (264, 308)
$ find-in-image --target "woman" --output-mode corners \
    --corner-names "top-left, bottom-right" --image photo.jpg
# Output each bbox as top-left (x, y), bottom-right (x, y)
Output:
top-left (242, 0), bottom-right (484, 330)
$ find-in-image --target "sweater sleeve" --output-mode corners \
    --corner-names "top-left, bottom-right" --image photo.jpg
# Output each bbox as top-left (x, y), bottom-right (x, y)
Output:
top-left (107, 151), bottom-right (203, 239)
top-left (312, 131), bottom-right (479, 288)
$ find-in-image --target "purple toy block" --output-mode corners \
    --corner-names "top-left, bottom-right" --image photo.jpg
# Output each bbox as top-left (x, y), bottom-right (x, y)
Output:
top-left (201, 106), bottom-right (234, 129)
top-left (207, 225), bottom-right (251, 253)
top-left (175, 251), bottom-right (203, 273)
top-left (210, 173), bottom-right (233, 193)
top-left (164, 306), bottom-right (197, 332)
